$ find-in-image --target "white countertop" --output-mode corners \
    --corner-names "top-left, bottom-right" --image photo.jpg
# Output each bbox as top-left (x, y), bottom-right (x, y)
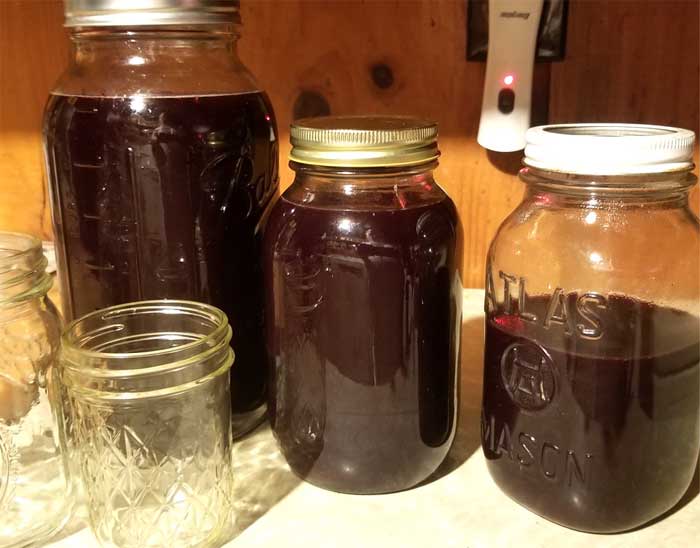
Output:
top-left (46, 289), bottom-right (699, 548)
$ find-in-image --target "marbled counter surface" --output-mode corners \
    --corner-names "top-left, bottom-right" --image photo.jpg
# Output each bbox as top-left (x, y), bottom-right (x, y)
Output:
top-left (46, 289), bottom-right (699, 548)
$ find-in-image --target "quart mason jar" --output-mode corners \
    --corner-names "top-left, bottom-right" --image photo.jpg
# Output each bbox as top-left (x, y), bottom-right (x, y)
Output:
top-left (43, 0), bottom-right (279, 437)
top-left (0, 232), bottom-right (73, 547)
top-left (264, 116), bottom-right (462, 494)
top-left (61, 300), bottom-right (235, 548)
top-left (482, 124), bottom-right (700, 533)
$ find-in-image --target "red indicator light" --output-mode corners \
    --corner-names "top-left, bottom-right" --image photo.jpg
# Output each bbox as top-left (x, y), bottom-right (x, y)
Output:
top-left (503, 74), bottom-right (514, 86)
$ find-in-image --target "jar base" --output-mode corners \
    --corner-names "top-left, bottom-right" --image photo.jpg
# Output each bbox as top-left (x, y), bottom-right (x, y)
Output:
top-left (2, 505), bottom-right (73, 548)
top-left (485, 460), bottom-right (690, 534)
top-left (280, 445), bottom-right (451, 496)
top-left (286, 469), bottom-right (427, 496)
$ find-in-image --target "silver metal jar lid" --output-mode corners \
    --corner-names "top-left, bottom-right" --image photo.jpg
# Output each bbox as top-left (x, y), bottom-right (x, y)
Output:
top-left (524, 123), bottom-right (696, 175)
top-left (63, 0), bottom-right (240, 27)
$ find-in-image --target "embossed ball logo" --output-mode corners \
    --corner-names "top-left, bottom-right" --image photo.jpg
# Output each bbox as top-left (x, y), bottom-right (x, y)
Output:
top-left (500, 342), bottom-right (556, 410)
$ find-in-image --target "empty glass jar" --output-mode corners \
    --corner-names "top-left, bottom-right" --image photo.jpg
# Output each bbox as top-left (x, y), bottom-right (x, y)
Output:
top-left (482, 124), bottom-right (699, 532)
top-left (60, 300), bottom-right (235, 547)
top-left (0, 232), bottom-right (73, 547)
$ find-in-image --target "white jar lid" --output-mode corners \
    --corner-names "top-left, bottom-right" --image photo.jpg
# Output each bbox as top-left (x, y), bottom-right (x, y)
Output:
top-left (524, 123), bottom-right (696, 175)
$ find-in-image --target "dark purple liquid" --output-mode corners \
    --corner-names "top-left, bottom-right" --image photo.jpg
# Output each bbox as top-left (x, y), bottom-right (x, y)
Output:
top-left (44, 93), bottom-right (278, 418)
top-left (264, 195), bottom-right (461, 494)
top-left (482, 293), bottom-right (700, 532)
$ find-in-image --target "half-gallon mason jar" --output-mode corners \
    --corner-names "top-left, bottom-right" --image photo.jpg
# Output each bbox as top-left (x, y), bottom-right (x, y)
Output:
top-left (0, 232), bottom-right (73, 547)
top-left (43, 0), bottom-right (278, 436)
top-left (482, 124), bottom-right (699, 533)
top-left (264, 117), bottom-right (462, 494)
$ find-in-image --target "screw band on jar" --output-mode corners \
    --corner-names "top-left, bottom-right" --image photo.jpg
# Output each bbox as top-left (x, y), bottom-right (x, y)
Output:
top-left (524, 123), bottom-right (696, 175)
top-left (289, 116), bottom-right (440, 168)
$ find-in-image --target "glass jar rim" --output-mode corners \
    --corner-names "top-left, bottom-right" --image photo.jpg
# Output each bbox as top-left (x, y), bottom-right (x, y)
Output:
top-left (520, 165), bottom-right (698, 195)
top-left (68, 23), bottom-right (240, 37)
top-left (289, 159), bottom-right (439, 178)
top-left (0, 231), bottom-right (42, 265)
top-left (61, 300), bottom-right (232, 376)
top-left (61, 300), bottom-right (234, 401)
top-left (0, 231), bottom-right (51, 305)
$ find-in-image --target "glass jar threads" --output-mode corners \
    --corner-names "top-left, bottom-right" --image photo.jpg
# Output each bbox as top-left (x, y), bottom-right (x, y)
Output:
top-left (482, 124), bottom-right (699, 532)
top-left (0, 232), bottom-right (73, 547)
top-left (264, 116), bottom-right (462, 494)
top-left (60, 300), bottom-right (235, 547)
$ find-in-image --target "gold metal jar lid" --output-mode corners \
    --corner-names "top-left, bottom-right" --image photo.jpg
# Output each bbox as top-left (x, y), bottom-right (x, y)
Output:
top-left (290, 116), bottom-right (439, 168)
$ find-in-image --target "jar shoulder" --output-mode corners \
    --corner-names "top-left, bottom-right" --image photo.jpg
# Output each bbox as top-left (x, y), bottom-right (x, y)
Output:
top-left (50, 55), bottom-right (261, 97)
top-left (487, 198), bottom-right (700, 304)
top-left (491, 197), bottom-right (700, 252)
top-left (278, 176), bottom-right (455, 214)
top-left (264, 192), bottom-right (458, 253)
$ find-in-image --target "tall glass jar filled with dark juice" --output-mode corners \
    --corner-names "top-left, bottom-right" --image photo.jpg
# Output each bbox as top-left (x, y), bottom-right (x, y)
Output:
top-left (482, 124), bottom-right (699, 532)
top-left (264, 117), bottom-right (462, 494)
top-left (43, 1), bottom-right (278, 436)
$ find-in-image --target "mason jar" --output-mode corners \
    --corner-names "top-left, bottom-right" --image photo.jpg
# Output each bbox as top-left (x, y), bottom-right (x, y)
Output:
top-left (60, 300), bottom-right (235, 547)
top-left (482, 124), bottom-right (699, 532)
top-left (0, 232), bottom-right (73, 547)
top-left (43, 0), bottom-right (278, 437)
top-left (264, 116), bottom-right (462, 494)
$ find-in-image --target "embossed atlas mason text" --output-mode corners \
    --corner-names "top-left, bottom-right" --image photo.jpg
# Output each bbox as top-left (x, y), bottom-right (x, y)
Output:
top-left (486, 270), bottom-right (608, 340)
top-left (481, 413), bottom-right (594, 488)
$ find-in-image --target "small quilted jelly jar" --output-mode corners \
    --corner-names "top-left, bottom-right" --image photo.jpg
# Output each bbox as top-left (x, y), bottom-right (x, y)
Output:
top-left (60, 300), bottom-right (235, 548)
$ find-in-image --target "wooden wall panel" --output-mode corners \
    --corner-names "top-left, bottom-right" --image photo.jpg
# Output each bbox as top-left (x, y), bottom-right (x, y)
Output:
top-left (550, 1), bottom-right (699, 129)
top-left (0, 0), bottom-right (698, 288)
top-left (0, 0), bottom-right (66, 237)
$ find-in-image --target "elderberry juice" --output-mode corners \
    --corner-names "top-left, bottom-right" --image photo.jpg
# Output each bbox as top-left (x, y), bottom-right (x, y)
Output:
top-left (482, 293), bottom-right (700, 532)
top-left (43, 92), bottom-right (279, 422)
top-left (264, 195), bottom-right (461, 494)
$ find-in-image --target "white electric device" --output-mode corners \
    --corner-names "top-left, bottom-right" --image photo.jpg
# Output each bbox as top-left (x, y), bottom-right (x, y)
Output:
top-left (477, 0), bottom-right (544, 152)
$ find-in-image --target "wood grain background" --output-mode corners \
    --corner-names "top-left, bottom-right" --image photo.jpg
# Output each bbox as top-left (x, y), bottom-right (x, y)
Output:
top-left (1, 0), bottom-right (698, 288)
